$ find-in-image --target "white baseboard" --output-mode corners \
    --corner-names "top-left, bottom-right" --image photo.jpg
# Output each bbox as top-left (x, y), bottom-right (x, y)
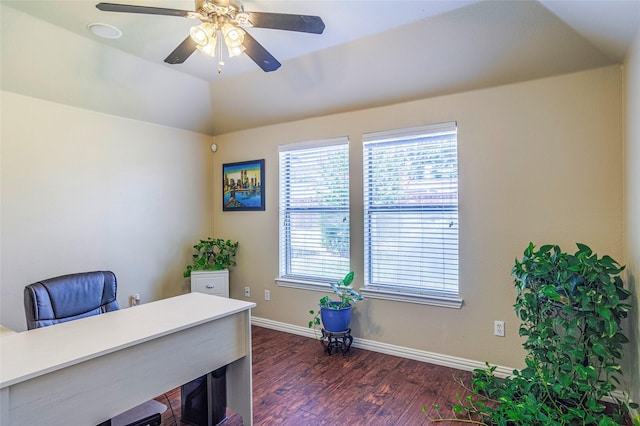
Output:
top-left (251, 316), bottom-right (514, 377)
top-left (251, 316), bottom-right (635, 409)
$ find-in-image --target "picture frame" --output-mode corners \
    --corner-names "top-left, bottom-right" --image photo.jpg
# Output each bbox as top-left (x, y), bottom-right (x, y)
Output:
top-left (222, 159), bottom-right (265, 211)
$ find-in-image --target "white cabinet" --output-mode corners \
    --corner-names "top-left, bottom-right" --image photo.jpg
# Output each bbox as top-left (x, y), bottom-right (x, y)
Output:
top-left (190, 270), bottom-right (229, 298)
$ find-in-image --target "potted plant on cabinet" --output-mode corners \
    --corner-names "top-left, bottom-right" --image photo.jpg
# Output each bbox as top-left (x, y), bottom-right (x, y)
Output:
top-left (308, 271), bottom-right (364, 333)
top-left (183, 237), bottom-right (239, 278)
top-left (183, 238), bottom-right (239, 298)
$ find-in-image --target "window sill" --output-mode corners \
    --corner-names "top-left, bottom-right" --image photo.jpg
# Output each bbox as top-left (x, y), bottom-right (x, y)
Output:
top-left (276, 277), bottom-right (463, 309)
top-left (360, 287), bottom-right (463, 309)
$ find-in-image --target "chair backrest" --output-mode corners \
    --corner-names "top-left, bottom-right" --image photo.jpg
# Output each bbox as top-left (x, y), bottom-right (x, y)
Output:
top-left (24, 271), bottom-right (120, 330)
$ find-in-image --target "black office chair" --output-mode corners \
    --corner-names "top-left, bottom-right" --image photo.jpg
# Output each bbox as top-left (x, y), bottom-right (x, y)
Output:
top-left (24, 271), bottom-right (166, 426)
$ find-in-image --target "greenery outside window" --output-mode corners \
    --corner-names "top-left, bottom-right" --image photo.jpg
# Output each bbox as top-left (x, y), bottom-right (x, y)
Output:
top-left (362, 122), bottom-right (462, 308)
top-left (277, 137), bottom-right (350, 290)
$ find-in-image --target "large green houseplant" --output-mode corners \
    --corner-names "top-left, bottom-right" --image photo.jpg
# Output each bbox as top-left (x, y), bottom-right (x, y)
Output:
top-left (183, 238), bottom-right (239, 278)
top-left (308, 271), bottom-right (364, 332)
top-left (427, 243), bottom-right (636, 425)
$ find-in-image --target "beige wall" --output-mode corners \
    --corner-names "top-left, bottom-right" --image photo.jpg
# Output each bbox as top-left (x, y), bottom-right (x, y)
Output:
top-left (624, 29), bottom-right (640, 406)
top-left (0, 92), bottom-right (215, 331)
top-left (214, 66), bottom-right (624, 371)
top-left (1, 56), bottom-right (632, 400)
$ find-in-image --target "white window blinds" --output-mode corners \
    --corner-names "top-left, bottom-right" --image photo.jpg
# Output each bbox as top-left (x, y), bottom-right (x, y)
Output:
top-left (279, 137), bottom-right (350, 282)
top-left (363, 122), bottom-right (459, 296)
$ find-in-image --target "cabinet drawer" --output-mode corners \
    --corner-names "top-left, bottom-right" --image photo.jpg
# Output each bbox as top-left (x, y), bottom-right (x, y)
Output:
top-left (190, 271), bottom-right (229, 298)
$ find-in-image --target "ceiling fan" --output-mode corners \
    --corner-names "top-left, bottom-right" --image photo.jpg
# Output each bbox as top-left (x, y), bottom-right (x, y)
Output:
top-left (96, 0), bottom-right (325, 73)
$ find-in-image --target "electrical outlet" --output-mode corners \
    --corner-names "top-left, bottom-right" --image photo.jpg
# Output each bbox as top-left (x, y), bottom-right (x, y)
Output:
top-left (264, 290), bottom-right (270, 301)
top-left (130, 294), bottom-right (140, 307)
top-left (494, 320), bottom-right (505, 337)
top-left (244, 286), bottom-right (250, 297)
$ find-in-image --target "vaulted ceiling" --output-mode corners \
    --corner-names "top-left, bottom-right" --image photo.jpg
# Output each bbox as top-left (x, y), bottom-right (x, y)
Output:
top-left (2, 0), bottom-right (639, 136)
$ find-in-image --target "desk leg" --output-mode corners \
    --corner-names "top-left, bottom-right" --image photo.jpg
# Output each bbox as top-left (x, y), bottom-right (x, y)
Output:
top-left (1, 388), bottom-right (9, 426)
top-left (225, 311), bottom-right (253, 425)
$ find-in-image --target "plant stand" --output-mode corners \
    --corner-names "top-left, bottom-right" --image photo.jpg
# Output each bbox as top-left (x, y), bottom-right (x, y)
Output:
top-left (320, 328), bottom-right (353, 356)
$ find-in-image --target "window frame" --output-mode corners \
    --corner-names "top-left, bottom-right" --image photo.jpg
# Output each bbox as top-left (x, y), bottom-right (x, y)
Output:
top-left (361, 122), bottom-right (463, 308)
top-left (276, 137), bottom-right (351, 291)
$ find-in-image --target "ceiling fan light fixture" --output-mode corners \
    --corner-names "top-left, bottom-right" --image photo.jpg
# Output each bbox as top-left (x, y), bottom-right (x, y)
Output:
top-left (223, 23), bottom-right (245, 58)
top-left (189, 22), bottom-right (215, 46)
top-left (226, 44), bottom-right (246, 58)
top-left (197, 42), bottom-right (217, 57)
top-left (222, 23), bottom-right (245, 48)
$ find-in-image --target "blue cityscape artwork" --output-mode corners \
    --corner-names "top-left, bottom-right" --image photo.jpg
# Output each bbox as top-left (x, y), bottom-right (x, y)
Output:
top-left (223, 160), bottom-right (264, 211)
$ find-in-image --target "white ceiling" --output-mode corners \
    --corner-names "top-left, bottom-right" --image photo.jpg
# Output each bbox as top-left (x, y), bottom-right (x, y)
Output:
top-left (1, 0), bottom-right (639, 136)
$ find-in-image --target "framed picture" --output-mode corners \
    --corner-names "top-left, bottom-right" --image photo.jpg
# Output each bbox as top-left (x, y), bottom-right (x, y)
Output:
top-left (222, 159), bottom-right (265, 211)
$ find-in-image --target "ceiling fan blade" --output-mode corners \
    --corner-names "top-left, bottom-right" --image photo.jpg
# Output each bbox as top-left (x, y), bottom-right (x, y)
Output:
top-left (243, 32), bottom-right (281, 72)
top-left (96, 3), bottom-right (192, 18)
top-left (164, 36), bottom-right (198, 64)
top-left (246, 12), bottom-right (325, 34)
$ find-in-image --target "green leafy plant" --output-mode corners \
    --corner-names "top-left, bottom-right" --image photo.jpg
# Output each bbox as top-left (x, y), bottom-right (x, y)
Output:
top-left (183, 238), bottom-right (239, 278)
top-left (425, 242), bottom-right (636, 425)
top-left (308, 271), bottom-right (364, 328)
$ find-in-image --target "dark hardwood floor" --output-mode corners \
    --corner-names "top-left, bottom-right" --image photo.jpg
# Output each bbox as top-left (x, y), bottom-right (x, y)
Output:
top-left (156, 326), bottom-right (472, 425)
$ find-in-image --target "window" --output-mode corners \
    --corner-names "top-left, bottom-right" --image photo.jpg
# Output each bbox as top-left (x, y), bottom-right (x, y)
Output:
top-left (278, 137), bottom-right (350, 288)
top-left (362, 122), bottom-right (461, 308)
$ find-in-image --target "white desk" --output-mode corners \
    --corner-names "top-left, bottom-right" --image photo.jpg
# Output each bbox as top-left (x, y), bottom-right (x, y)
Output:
top-left (0, 293), bottom-right (255, 426)
top-left (0, 326), bottom-right (14, 337)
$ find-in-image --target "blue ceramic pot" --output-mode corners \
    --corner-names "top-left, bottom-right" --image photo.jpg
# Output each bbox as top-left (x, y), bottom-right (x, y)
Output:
top-left (320, 302), bottom-right (352, 332)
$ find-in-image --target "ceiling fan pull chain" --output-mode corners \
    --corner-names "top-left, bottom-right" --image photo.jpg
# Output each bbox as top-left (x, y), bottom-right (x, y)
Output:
top-left (217, 32), bottom-right (224, 74)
